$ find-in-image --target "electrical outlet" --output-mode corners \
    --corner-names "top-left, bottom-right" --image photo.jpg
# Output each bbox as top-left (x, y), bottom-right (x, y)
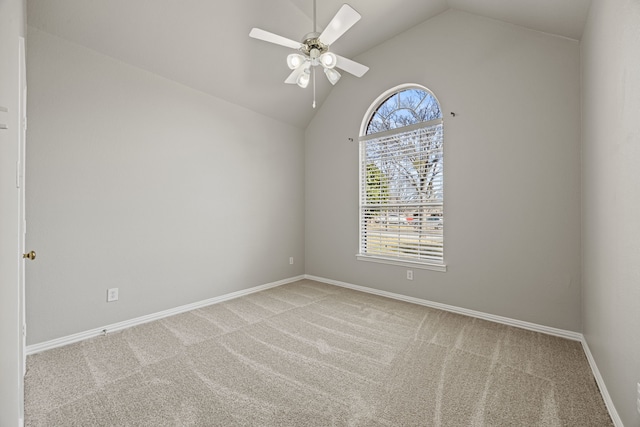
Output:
top-left (289, 257), bottom-right (294, 265)
top-left (407, 270), bottom-right (413, 280)
top-left (107, 288), bottom-right (119, 302)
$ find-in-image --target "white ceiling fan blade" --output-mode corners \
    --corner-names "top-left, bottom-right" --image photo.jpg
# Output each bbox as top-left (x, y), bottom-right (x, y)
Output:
top-left (318, 4), bottom-right (361, 46)
top-left (249, 28), bottom-right (303, 50)
top-left (335, 54), bottom-right (369, 78)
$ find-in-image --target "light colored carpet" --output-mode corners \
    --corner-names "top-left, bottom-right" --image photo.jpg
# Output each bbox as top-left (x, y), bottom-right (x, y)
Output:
top-left (24, 279), bottom-right (613, 426)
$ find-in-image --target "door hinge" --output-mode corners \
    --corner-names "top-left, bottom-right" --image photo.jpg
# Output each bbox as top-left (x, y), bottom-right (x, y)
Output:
top-left (16, 161), bottom-right (21, 188)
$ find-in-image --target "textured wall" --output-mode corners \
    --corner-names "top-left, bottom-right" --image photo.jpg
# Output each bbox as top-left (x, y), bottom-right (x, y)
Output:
top-left (26, 28), bottom-right (305, 345)
top-left (581, 0), bottom-right (640, 424)
top-left (305, 10), bottom-right (582, 331)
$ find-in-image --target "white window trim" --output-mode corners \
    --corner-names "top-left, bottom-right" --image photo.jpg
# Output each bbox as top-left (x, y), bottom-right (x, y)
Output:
top-left (359, 117), bottom-right (443, 142)
top-left (356, 254), bottom-right (447, 272)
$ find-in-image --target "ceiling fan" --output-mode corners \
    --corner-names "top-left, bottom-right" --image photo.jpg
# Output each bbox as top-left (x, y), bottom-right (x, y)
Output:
top-left (249, 0), bottom-right (369, 107)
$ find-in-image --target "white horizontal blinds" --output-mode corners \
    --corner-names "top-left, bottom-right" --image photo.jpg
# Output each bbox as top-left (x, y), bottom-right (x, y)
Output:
top-left (360, 119), bottom-right (444, 263)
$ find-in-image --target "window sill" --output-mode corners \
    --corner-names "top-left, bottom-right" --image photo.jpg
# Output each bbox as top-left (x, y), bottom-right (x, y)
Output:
top-left (356, 254), bottom-right (447, 272)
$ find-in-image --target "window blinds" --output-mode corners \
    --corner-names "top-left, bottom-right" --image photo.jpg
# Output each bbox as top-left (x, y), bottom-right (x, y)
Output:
top-left (359, 119), bottom-right (444, 264)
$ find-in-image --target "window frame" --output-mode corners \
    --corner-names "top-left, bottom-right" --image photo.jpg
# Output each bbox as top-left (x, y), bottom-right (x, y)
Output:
top-left (356, 84), bottom-right (446, 272)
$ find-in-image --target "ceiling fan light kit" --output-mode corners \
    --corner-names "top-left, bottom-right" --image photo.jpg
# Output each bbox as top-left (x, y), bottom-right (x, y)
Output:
top-left (249, 1), bottom-right (369, 105)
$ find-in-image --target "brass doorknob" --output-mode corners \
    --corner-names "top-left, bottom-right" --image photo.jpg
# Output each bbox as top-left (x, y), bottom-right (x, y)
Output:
top-left (23, 251), bottom-right (36, 260)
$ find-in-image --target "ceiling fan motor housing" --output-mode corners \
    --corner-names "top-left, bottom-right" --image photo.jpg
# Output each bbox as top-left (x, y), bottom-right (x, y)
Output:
top-left (301, 32), bottom-right (328, 60)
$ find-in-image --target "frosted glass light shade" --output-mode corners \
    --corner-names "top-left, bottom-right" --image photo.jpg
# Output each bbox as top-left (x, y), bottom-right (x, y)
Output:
top-left (297, 69), bottom-right (311, 88)
top-left (324, 67), bottom-right (341, 85)
top-left (287, 53), bottom-right (306, 70)
top-left (320, 52), bottom-right (337, 69)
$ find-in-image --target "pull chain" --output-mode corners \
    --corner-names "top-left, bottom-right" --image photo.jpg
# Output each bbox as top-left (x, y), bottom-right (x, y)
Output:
top-left (312, 67), bottom-right (316, 108)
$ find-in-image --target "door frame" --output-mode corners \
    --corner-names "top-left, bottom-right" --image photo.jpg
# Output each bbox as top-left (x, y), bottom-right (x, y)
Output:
top-left (18, 34), bottom-right (27, 422)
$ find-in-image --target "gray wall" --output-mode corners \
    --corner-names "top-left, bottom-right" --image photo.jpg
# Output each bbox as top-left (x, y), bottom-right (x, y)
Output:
top-left (26, 28), bottom-right (305, 345)
top-left (305, 10), bottom-right (582, 331)
top-left (0, 1), bottom-right (26, 424)
top-left (581, 0), bottom-right (640, 425)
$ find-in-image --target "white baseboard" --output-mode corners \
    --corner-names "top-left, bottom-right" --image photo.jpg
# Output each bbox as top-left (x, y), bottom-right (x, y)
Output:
top-left (305, 274), bottom-right (582, 341)
top-left (306, 274), bottom-right (623, 426)
top-left (580, 338), bottom-right (624, 427)
top-left (26, 275), bottom-right (305, 356)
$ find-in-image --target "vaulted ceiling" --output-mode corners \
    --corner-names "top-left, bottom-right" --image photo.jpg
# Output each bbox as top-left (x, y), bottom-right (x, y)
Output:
top-left (27, 0), bottom-right (591, 128)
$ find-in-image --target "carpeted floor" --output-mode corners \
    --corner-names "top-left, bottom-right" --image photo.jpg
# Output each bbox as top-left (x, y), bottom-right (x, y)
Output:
top-left (24, 279), bottom-right (613, 426)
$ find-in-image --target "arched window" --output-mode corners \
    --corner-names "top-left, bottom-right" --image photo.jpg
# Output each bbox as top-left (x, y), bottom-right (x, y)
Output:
top-left (357, 85), bottom-right (445, 271)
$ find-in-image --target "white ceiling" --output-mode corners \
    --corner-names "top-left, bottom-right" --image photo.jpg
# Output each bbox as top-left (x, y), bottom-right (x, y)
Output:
top-left (27, 0), bottom-right (591, 129)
